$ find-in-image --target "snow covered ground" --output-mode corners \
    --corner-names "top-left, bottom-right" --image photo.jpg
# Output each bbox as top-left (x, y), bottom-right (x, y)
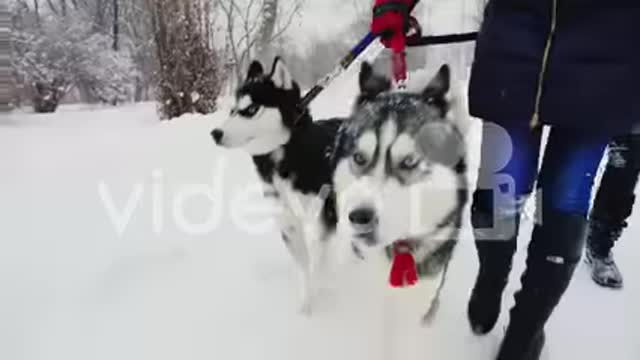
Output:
top-left (2, 93), bottom-right (639, 360)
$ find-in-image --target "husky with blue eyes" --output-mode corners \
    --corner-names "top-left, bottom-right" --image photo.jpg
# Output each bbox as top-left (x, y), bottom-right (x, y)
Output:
top-left (211, 57), bottom-right (344, 314)
top-left (332, 62), bottom-right (469, 321)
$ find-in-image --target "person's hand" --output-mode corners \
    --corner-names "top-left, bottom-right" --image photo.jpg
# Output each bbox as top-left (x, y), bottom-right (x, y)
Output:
top-left (370, 0), bottom-right (417, 52)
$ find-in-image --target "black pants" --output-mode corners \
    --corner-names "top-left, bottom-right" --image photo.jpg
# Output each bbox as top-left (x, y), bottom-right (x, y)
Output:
top-left (589, 134), bottom-right (640, 254)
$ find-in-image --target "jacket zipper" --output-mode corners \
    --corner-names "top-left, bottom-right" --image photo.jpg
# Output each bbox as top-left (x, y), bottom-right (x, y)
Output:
top-left (531, 0), bottom-right (558, 129)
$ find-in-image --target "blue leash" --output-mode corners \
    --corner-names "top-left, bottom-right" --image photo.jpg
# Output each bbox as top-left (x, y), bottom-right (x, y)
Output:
top-left (298, 31), bottom-right (478, 109)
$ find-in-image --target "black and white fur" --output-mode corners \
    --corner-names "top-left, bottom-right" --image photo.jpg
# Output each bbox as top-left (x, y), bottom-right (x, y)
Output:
top-left (211, 58), bottom-right (342, 314)
top-left (332, 62), bottom-right (469, 321)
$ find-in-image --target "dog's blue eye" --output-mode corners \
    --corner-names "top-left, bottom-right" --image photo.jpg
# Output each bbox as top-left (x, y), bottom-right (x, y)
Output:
top-left (400, 155), bottom-right (420, 170)
top-left (353, 152), bottom-right (368, 166)
top-left (237, 104), bottom-right (261, 117)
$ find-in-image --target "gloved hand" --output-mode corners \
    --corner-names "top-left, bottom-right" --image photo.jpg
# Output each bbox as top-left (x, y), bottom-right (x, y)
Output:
top-left (370, 0), bottom-right (418, 52)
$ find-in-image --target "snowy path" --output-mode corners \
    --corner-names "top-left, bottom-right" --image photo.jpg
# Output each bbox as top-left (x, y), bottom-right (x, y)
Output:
top-left (1, 102), bottom-right (638, 360)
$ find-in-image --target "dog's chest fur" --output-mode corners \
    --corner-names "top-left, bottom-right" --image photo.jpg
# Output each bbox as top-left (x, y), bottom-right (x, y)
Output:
top-left (251, 119), bottom-right (342, 232)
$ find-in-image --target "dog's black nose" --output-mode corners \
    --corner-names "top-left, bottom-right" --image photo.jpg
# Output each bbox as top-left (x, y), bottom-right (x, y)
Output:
top-left (349, 208), bottom-right (377, 227)
top-left (211, 129), bottom-right (224, 143)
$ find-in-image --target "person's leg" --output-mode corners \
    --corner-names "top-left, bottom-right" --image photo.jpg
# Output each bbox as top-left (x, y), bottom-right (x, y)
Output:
top-left (586, 134), bottom-right (640, 288)
top-left (468, 122), bottom-right (543, 335)
top-left (496, 127), bottom-right (609, 360)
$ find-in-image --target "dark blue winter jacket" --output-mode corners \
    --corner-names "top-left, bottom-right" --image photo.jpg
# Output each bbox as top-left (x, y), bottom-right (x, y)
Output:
top-left (468, 0), bottom-right (640, 135)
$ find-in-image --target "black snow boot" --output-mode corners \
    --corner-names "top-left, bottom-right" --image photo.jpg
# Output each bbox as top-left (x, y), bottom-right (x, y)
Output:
top-left (496, 211), bottom-right (587, 360)
top-left (585, 219), bottom-right (625, 289)
top-left (468, 190), bottom-right (519, 335)
top-left (467, 236), bottom-right (517, 335)
top-left (585, 134), bottom-right (640, 288)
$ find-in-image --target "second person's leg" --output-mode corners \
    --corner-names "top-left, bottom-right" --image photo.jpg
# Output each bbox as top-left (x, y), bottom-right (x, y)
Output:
top-left (586, 134), bottom-right (640, 288)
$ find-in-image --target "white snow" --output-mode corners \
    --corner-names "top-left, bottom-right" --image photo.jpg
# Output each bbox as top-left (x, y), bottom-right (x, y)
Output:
top-left (2, 95), bottom-right (638, 360)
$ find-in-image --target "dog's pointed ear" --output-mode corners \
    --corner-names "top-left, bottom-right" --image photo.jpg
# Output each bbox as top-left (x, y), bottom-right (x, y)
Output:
top-left (357, 62), bottom-right (391, 104)
top-left (270, 56), bottom-right (294, 90)
top-left (247, 61), bottom-right (264, 80)
top-left (422, 64), bottom-right (450, 103)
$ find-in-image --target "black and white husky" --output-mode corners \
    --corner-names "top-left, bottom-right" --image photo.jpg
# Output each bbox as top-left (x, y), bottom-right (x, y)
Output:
top-left (211, 57), bottom-right (343, 314)
top-left (211, 56), bottom-right (468, 319)
top-left (332, 62), bottom-right (469, 321)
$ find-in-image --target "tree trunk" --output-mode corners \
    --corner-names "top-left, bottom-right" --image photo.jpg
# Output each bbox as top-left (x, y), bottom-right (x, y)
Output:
top-left (204, 0), bottom-right (211, 48)
top-left (112, 0), bottom-right (119, 50)
top-left (94, 0), bottom-right (105, 32)
top-left (134, 77), bottom-right (144, 102)
top-left (256, 0), bottom-right (278, 63)
top-left (33, 0), bottom-right (40, 26)
top-left (45, 0), bottom-right (58, 15)
top-left (149, 0), bottom-right (222, 119)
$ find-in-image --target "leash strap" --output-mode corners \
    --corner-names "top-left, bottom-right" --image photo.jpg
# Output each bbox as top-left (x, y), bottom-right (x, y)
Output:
top-left (394, 31), bottom-right (478, 89)
top-left (297, 2), bottom-right (478, 111)
top-left (407, 32), bottom-right (478, 47)
top-left (298, 32), bottom-right (379, 110)
top-left (298, 31), bottom-right (479, 106)
top-left (392, 51), bottom-right (408, 89)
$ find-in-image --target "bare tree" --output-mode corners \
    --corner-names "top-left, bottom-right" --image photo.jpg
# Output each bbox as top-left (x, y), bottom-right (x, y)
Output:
top-left (219, 0), bottom-right (302, 82)
top-left (254, 0), bottom-right (276, 61)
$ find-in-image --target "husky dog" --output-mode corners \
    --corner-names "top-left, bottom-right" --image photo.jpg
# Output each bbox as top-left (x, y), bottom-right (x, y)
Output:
top-left (211, 57), bottom-right (343, 314)
top-left (332, 62), bottom-right (469, 320)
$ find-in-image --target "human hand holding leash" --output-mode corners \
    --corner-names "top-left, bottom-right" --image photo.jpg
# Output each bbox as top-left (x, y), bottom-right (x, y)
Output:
top-left (370, 0), bottom-right (420, 86)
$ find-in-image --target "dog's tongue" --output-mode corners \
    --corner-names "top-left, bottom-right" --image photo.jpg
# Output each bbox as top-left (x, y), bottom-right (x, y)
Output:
top-left (389, 241), bottom-right (418, 288)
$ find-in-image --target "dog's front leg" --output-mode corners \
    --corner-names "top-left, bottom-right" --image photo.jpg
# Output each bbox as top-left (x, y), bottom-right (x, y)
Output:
top-left (298, 233), bottom-right (319, 316)
top-left (275, 208), bottom-right (315, 315)
top-left (280, 227), bottom-right (315, 316)
top-left (298, 266), bottom-right (315, 316)
top-left (286, 235), bottom-right (314, 316)
top-left (298, 225), bottom-right (331, 316)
